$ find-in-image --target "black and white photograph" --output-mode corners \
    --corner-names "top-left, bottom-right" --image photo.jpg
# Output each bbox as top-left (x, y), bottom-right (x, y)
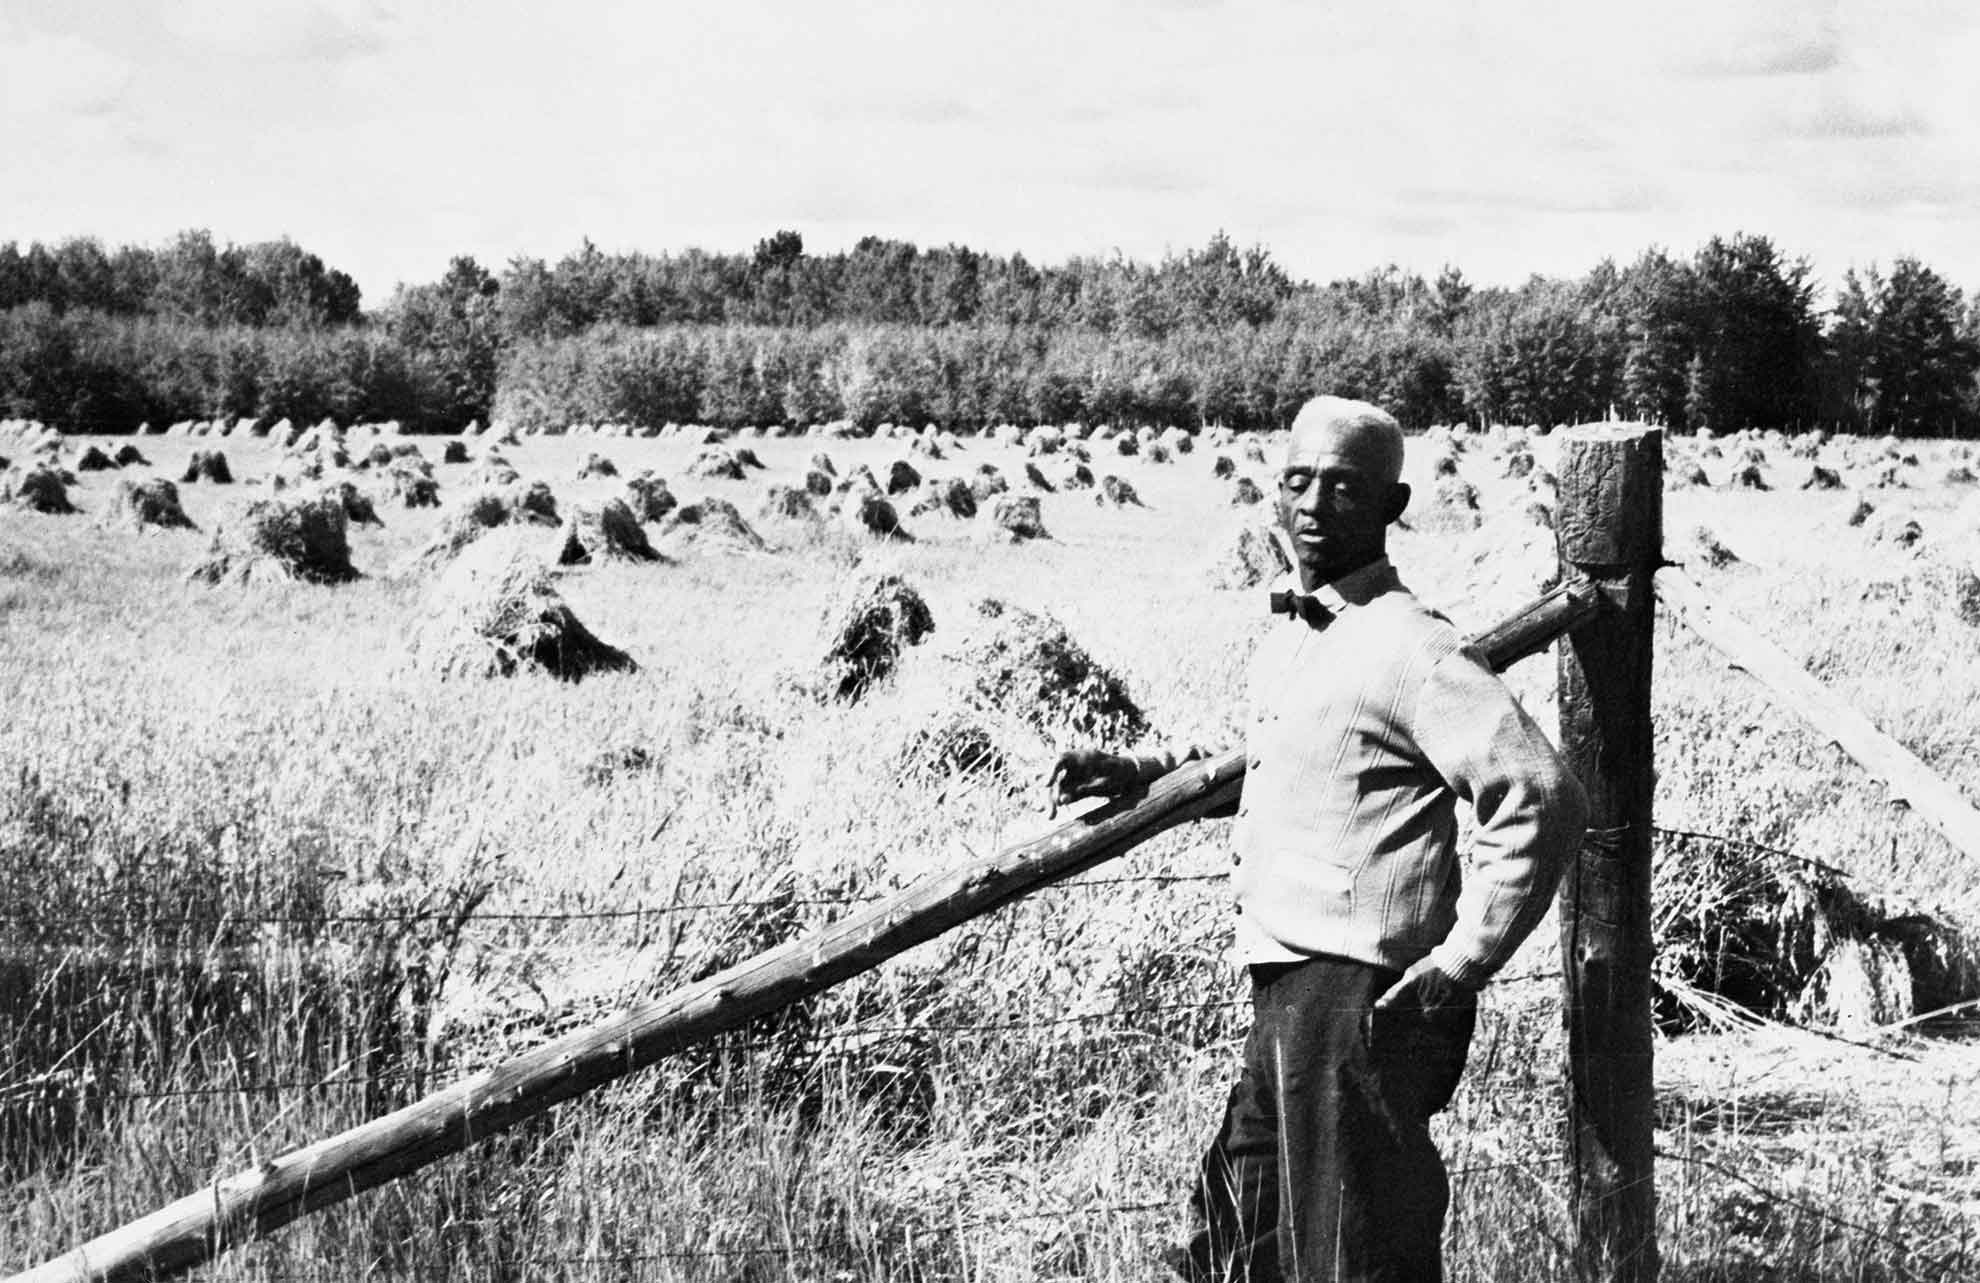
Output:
top-left (3, 2), bottom-right (1978, 1279)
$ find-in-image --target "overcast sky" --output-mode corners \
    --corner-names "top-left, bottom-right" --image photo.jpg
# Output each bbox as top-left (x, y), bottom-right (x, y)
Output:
top-left (4, 0), bottom-right (1978, 307)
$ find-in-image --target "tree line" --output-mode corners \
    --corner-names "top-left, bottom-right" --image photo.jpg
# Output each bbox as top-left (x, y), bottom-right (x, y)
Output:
top-left (2, 228), bottom-right (1976, 437)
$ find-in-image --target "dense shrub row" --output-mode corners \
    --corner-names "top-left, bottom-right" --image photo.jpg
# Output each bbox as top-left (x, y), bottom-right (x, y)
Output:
top-left (3, 228), bottom-right (1978, 436)
top-left (491, 321), bottom-right (1454, 435)
top-left (0, 305), bottom-right (458, 433)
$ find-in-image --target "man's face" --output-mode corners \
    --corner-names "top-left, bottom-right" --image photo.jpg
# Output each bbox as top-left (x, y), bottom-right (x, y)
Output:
top-left (1277, 422), bottom-right (1406, 588)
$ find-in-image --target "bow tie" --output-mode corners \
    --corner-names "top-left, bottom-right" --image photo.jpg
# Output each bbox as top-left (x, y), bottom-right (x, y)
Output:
top-left (1269, 589), bottom-right (1334, 629)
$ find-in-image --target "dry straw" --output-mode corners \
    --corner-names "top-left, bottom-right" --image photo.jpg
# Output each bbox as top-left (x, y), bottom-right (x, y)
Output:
top-left (1096, 475), bottom-right (1143, 507)
top-left (660, 497), bottom-right (767, 552)
top-left (4, 464), bottom-right (77, 514)
top-left (950, 597), bottom-right (1149, 744)
top-left (687, 448), bottom-right (745, 481)
top-left (623, 471), bottom-right (678, 521)
top-left (758, 484), bottom-right (818, 522)
top-left (837, 463), bottom-right (882, 496)
top-left (390, 468), bottom-right (441, 508)
top-left (316, 479), bottom-right (383, 527)
top-left (987, 494), bottom-right (1048, 542)
top-left (838, 491), bottom-right (910, 541)
top-left (180, 449), bottom-right (234, 484)
top-left (1415, 476), bottom-right (1482, 533)
top-left (106, 478), bottom-right (197, 532)
top-left (407, 527), bottom-right (636, 681)
top-left (1203, 521), bottom-right (1291, 591)
top-left (576, 452), bottom-right (619, 480)
top-left (906, 478), bottom-right (976, 520)
top-left (507, 479), bottom-right (560, 526)
top-left (556, 498), bottom-right (663, 565)
top-left (186, 494), bottom-right (360, 585)
top-left (968, 466), bottom-right (1009, 503)
top-left (815, 570), bottom-right (936, 701)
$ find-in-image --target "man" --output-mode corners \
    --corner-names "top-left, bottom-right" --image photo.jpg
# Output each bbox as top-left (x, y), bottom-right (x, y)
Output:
top-left (1047, 396), bottom-right (1588, 1282)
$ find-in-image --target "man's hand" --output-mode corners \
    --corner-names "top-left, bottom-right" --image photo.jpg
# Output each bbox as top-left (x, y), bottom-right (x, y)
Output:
top-left (1044, 749), bottom-right (1141, 818)
top-left (1373, 957), bottom-right (1476, 1014)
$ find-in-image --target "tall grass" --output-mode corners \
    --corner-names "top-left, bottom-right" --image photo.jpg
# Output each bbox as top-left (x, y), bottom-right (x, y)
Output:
top-left (1, 428), bottom-right (1975, 1279)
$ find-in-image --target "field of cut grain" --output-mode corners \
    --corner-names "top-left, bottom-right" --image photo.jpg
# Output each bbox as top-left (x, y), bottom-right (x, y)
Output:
top-left (2, 421), bottom-right (1979, 1281)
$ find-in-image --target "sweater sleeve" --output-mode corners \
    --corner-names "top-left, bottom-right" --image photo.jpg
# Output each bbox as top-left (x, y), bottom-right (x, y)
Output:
top-left (1410, 647), bottom-right (1588, 988)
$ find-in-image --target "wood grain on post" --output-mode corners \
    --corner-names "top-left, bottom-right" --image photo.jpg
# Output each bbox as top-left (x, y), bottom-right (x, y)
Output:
top-left (1555, 423), bottom-right (1661, 1283)
top-left (1655, 565), bottom-right (1980, 865)
top-left (6, 584), bottom-right (1600, 1283)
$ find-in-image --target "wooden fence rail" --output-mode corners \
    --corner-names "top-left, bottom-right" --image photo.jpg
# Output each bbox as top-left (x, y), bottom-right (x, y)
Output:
top-left (6, 581), bottom-right (1603, 1283)
top-left (1655, 565), bottom-right (1980, 866)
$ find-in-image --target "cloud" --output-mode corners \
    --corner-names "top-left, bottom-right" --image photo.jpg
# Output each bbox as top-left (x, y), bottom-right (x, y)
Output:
top-left (1560, 184), bottom-right (1668, 216)
top-left (1805, 172), bottom-right (1976, 213)
top-left (1076, 158), bottom-right (1206, 195)
top-left (1787, 98), bottom-right (1927, 139)
top-left (1376, 211), bottom-right (1459, 239)
top-left (1046, 83), bottom-right (1198, 131)
top-left (0, 32), bottom-right (132, 118)
top-left (895, 96), bottom-right (978, 126)
top-left (1395, 182), bottom-right (1665, 218)
top-left (819, 91), bottom-right (979, 128)
top-left (1057, 103), bottom-right (1114, 127)
top-left (120, 130), bottom-right (172, 158)
top-left (163, 0), bottom-right (388, 62)
top-left (1679, 35), bottom-right (1841, 78)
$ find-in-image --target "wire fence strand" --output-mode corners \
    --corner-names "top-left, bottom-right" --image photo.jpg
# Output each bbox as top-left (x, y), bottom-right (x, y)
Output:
top-left (1, 821), bottom-right (1958, 939)
top-left (0, 870), bottom-right (1233, 935)
top-left (4, 820), bottom-right (1970, 1277)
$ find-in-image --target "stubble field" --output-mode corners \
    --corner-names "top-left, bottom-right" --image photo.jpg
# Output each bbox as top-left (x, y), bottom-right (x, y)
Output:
top-left (2, 420), bottom-right (1978, 1281)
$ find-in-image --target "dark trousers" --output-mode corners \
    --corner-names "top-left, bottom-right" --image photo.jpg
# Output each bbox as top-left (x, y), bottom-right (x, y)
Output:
top-left (1175, 956), bottom-right (1476, 1283)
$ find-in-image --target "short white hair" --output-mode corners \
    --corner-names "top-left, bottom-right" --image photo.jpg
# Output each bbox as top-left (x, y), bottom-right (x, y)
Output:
top-left (1287, 397), bottom-right (1405, 484)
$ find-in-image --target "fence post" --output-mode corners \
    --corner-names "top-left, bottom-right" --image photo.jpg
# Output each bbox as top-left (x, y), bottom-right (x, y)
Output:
top-left (1555, 423), bottom-right (1661, 1283)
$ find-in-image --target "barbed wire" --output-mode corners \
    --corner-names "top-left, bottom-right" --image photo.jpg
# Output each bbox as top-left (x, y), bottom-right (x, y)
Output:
top-left (2, 981), bottom-right (1573, 1106)
top-left (1651, 824), bottom-right (1857, 882)
top-left (1648, 824), bottom-right (1973, 924)
top-left (0, 897), bottom-right (869, 932)
top-left (0, 820), bottom-right (1950, 945)
top-left (0, 870), bottom-right (1231, 935)
top-left (0, 823), bottom-right (1955, 1164)
top-left (1, 821), bottom-right (1957, 942)
top-left (1653, 1145), bottom-right (1963, 1279)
